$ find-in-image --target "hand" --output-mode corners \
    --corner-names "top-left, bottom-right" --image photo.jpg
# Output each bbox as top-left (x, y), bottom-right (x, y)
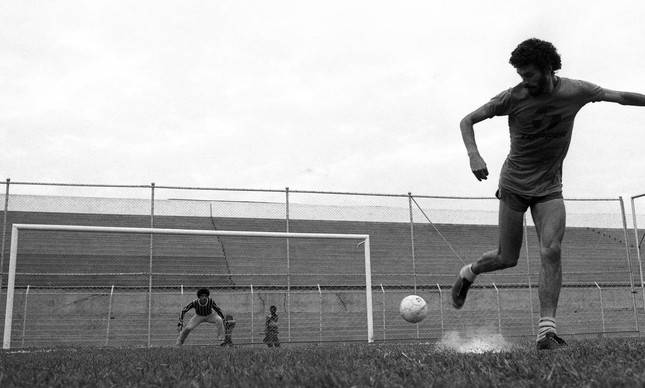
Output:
top-left (177, 321), bottom-right (184, 332)
top-left (468, 152), bottom-right (489, 181)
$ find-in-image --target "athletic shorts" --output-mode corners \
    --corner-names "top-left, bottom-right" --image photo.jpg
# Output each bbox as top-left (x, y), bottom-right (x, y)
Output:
top-left (495, 188), bottom-right (563, 212)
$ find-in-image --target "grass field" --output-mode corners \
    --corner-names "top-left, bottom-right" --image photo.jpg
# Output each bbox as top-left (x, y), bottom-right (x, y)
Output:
top-left (2, 336), bottom-right (645, 387)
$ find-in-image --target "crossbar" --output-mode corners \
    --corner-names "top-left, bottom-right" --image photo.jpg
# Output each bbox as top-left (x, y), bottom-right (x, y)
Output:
top-left (10, 224), bottom-right (370, 240)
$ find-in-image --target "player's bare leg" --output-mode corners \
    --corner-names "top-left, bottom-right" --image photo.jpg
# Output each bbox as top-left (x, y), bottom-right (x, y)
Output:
top-left (452, 201), bottom-right (524, 308)
top-left (531, 198), bottom-right (567, 350)
top-left (473, 202), bottom-right (525, 273)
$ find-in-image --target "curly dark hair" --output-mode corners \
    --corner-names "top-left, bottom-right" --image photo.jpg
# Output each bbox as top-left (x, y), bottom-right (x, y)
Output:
top-left (509, 38), bottom-right (561, 73)
top-left (197, 288), bottom-right (210, 297)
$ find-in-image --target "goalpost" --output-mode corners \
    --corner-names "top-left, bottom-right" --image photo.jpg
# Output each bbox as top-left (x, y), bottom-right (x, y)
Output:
top-left (2, 224), bottom-right (373, 349)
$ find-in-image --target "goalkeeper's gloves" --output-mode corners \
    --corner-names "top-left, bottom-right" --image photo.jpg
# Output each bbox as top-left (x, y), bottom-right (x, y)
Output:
top-left (177, 320), bottom-right (184, 332)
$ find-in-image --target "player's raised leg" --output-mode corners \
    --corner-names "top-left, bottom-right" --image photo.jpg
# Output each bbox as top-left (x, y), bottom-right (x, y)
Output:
top-left (452, 200), bottom-right (525, 308)
top-left (531, 198), bottom-right (568, 350)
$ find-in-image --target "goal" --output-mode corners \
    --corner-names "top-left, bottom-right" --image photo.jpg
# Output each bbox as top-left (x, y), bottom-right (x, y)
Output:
top-left (2, 224), bottom-right (372, 349)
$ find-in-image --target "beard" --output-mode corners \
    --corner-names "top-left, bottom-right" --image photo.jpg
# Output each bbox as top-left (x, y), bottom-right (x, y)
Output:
top-left (525, 74), bottom-right (549, 96)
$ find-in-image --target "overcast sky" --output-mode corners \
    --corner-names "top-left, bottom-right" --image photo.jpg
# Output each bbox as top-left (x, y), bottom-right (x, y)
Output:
top-left (2, 0), bottom-right (645, 201)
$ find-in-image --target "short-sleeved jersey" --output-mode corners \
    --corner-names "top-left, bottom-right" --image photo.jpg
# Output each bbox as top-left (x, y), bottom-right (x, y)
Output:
top-left (265, 314), bottom-right (279, 333)
top-left (179, 298), bottom-right (224, 320)
top-left (483, 77), bottom-right (604, 195)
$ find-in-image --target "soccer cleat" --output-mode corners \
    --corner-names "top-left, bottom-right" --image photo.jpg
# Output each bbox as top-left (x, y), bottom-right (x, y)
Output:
top-left (451, 276), bottom-right (472, 309)
top-left (536, 332), bottom-right (568, 351)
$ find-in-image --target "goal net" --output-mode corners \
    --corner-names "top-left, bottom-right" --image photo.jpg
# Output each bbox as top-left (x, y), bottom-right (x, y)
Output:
top-left (2, 224), bottom-right (372, 349)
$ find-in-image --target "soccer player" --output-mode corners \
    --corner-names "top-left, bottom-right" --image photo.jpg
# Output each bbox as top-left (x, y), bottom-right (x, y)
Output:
top-left (263, 305), bottom-right (280, 347)
top-left (176, 288), bottom-right (226, 346)
top-left (452, 38), bottom-right (645, 350)
top-left (221, 314), bottom-right (236, 347)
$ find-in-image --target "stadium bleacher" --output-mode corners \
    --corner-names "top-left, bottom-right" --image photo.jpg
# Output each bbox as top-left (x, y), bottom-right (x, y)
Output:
top-left (1, 208), bottom-right (635, 288)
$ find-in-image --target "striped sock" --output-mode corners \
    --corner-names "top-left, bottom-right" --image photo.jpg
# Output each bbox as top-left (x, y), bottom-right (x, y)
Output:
top-left (459, 263), bottom-right (477, 282)
top-left (537, 317), bottom-right (556, 342)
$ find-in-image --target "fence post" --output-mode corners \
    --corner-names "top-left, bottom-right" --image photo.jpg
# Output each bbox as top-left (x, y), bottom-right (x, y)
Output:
top-left (318, 284), bottom-right (322, 343)
top-left (285, 187), bottom-right (291, 342)
top-left (493, 283), bottom-right (502, 335)
top-left (0, 178), bottom-right (10, 297)
top-left (620, 197), bottom-right (637, 290)
top-left (250, 285), bottom-right (254, 344)
top-left (595, 282), bottom-right (605, 336)
top-left (178, 285), bottom-right (184, 345)
top-left (408, 193), bottom-right (418, 294)
top-left (147, 182), bottom-right (155, 347)
top-left (620, 197), bottom-right (641, 336)
top-left (380, 284), bottom-right (386, 341)
top-left (106, 285), bottom-right (115, 346)
top-left (630, 195), bottom-right (645, 309)
top-left (437, 284), bottom-right (444, 337)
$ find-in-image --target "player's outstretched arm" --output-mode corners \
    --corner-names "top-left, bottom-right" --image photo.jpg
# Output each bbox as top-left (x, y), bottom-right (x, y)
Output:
top-left (601, 89), bottom-right (645, 106)
top-left (460, 105), bottom-right (493, 181)
top-left (177, 311), bottom-right (186, 332)
top-left (177, 302), bottom-right (193, 331)
top-left (179, 303), bottom-right (192, 321)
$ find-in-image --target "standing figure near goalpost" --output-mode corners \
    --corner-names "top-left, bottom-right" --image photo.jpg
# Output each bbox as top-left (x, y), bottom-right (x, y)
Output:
top-left (453, 38), bottom-right (645, 350)
top-left (176, 288), bottom-right (226, 346)
top-left (263, 305), bottom-right (280, 347)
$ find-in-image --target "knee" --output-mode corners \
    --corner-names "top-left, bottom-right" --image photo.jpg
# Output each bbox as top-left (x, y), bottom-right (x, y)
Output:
top-left (540, 243), bottom-right (562, 263)
top-left (496, 250), bottom-right (519, 269)
top-left (499, 258), bottom-right (518, 269)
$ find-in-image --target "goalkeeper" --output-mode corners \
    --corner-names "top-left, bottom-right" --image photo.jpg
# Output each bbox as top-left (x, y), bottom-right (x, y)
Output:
top-left (175, 288), bottom-right (225, 346)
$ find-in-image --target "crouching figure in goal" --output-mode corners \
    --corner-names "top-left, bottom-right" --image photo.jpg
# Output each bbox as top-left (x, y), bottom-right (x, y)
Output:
top-left (176, 288), bottom-right (226, 346)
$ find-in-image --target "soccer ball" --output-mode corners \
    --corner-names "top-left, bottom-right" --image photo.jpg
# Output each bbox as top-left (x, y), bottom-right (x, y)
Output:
top-left (399, 295), bottom-right (428, 323)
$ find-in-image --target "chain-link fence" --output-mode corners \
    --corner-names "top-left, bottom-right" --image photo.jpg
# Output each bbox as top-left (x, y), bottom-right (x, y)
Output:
top-left (1, 180), bottom-right (643, 348)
